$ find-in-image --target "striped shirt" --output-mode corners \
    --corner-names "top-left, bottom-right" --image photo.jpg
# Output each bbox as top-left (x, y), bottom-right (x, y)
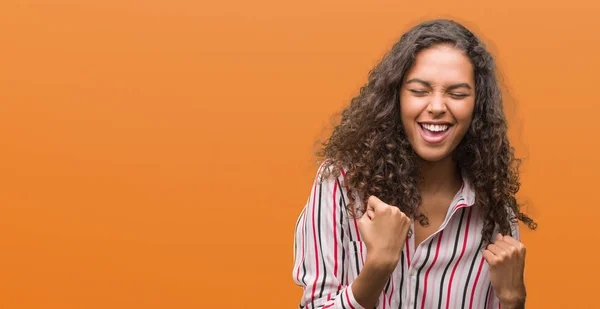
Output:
top-left (292, 163), bottom-right (520, 309)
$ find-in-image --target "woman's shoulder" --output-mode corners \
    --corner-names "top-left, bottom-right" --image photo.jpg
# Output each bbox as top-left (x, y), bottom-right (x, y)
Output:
top-left (313, 159), bottom-right (350, 184)
top-left (312, 160), bottom-right (365, 215)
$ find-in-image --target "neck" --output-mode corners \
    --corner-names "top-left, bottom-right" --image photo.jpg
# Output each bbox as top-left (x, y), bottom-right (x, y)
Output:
top-left (418, 155), bottom-right (462, 195)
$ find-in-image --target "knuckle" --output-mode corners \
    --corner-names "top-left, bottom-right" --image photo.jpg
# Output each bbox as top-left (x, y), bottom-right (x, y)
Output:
top-left (382, 205), bottom-right (391, 214)
top-left (485, 255), bottom-right (497, 265)
top-left (367, 195), bottom-right (377, 205)
top-left (358, 214), bottom-right (367, 223)
top-left (357, 219), bottom-right (365, 230)
top-left (401, 214), bottom-right (410, 222)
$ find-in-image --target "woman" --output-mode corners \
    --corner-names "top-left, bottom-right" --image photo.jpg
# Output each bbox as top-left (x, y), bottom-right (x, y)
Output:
top-left (292, 19), bottom-right (537, 309)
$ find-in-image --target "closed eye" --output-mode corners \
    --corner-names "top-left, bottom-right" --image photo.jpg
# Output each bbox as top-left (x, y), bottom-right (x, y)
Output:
top-left (409, 89), bottom-right (428, 95)
top-left (449, 93), bottom-right (469, 99)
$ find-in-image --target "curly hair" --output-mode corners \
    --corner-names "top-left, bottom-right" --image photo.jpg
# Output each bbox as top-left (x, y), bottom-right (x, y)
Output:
top-left (315, 19), bottom-right (537, 247)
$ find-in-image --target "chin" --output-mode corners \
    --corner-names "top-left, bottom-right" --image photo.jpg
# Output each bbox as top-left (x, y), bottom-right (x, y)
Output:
top-left (414, 148), bottom-right (451, 162)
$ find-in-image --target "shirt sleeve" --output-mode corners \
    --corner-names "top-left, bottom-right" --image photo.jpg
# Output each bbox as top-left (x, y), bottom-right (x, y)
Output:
top-left (292, 162), bottom-right (366, 309)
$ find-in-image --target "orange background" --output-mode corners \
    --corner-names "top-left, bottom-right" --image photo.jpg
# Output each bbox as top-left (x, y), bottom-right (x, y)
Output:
top-left (0, 0), bottom-right (597, 308)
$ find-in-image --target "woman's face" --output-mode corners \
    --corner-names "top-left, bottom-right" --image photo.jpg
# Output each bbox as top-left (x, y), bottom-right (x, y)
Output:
top-left (400, 44), bottom-right (475, 162)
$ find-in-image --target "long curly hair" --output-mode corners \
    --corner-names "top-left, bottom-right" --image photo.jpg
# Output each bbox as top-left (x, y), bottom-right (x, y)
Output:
top-left (315, 19), bottom-right (537, 246)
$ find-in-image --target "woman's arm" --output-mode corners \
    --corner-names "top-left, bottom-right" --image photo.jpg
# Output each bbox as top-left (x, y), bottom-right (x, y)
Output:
top-left (292, 163), bottom-right (368, 309)
top-left (351, 196), bottom-right (411, 309)
top-left (292, 164), bottom-right (409, 309)
top-left (350, 253), bottom-right (396, 309)
top-left (483, 217), bottom-right (527, 309)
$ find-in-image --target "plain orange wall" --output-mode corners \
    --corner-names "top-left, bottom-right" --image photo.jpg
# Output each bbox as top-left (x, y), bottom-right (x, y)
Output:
top-left (1, 0), bottom-right (598, 308)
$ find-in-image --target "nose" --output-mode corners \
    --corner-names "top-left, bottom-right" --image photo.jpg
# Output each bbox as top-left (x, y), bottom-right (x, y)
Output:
top-left (427, 92), bottom-right (447, 116)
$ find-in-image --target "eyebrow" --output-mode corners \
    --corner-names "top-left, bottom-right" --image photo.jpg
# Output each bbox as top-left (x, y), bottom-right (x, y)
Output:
top-left (405, 78), bottom-right (472, 90)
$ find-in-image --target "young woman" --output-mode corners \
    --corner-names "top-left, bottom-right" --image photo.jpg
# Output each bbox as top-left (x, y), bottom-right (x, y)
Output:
top-left (292, 19), bottom-right (537, 309)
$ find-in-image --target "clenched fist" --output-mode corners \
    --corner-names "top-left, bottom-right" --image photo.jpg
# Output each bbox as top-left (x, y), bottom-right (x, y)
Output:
top-left (483, 233), bottom-right (527, 309)
top-left (357, 195), bottom-right (411, 272)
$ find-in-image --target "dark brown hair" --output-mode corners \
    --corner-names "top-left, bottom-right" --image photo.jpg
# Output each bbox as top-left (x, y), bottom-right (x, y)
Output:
top-left (316, 19), bottom-right (536, 246)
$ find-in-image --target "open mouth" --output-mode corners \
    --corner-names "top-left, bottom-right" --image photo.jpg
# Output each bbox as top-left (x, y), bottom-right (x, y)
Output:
top-left (418, 123), bottom-right (453, 143)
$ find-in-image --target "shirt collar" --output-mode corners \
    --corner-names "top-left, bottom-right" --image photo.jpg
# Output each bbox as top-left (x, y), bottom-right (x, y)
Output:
top-left (460, 172), bottom-right (476, 207)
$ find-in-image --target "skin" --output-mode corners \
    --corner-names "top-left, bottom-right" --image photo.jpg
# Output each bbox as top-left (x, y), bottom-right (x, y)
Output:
top-left (352, 45), bottom-right (527, 309)
top-left (400, 44), bottom-right (476, 248)
top-left (483, 234), bottom-right (527, 308)
top-left (400, 44), bottom-right (475, 164)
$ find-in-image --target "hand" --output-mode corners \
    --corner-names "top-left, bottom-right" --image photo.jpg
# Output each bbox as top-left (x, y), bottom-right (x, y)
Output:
top-left (357, 195), bottom-right (411, 273)
top-left (483, 233), bottom-right (527, 309)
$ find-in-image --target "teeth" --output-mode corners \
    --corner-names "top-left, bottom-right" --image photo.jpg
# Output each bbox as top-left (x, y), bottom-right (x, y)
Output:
top-left (421, 124), bottom-right (449, 132)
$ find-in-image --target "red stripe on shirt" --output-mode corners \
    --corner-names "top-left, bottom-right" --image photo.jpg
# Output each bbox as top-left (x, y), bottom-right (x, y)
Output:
top-left (341, 168), bottom-right (365, 265)
top-left (295, 211), bottom-right (305, 282)
top-left (453, 203), bottom-right (467, 212)
top-left (469, 257), bottom-right (486, 309)
top-left (421, 230), bottom-right (444, 309)
top-left (310, 164), bottom-right (325, 302)
top-left (406, 238), bottom-right (411, 268)
top-left (297, 164), bottom-right (325, 282)
top-left (338, 167), bottom-right (364, 263)
top-left (333, 180), bottom-right (339, 278)
top-left (345, 288), bottom-right (356, 309)
top-left (389, 276), bottom-right (395, 307)
top-left (446, 207), bottom-right (473, 309)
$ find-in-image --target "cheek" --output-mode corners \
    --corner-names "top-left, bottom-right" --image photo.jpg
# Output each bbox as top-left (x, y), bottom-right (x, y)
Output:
top-left (450, 102), bottom-right (475, 133)
top-left (452, 100), bottom-right (475, 121)
top-left (399, 95), bottom-right (421, 123)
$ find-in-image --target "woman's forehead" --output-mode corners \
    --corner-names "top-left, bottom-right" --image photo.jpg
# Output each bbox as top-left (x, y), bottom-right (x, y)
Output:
top-left (404, 45), bottom-right (474, 86)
